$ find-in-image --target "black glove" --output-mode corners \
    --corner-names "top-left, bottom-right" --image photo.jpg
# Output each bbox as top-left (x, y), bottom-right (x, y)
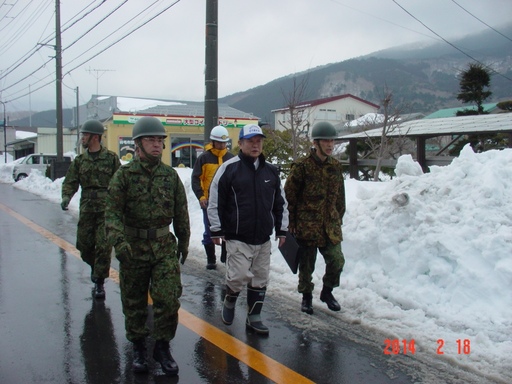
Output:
top-left (115, 241), bottom-right (132, 264)
top-left (177, 242), bottom-right (188, 265)
top-left (61, 197), bottom-right (70, 211)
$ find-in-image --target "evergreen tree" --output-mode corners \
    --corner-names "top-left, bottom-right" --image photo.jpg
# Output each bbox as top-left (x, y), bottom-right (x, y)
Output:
top-left (456, 63), bottom-right (492, 114)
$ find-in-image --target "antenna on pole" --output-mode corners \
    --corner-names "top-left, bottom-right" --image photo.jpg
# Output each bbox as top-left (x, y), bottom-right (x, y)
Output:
top-left (86, 67), bottom-right (115, 96)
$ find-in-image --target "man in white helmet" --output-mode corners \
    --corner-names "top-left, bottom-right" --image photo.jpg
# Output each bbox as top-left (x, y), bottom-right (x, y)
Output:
top-left (191, 125), bottom-right (234, 269)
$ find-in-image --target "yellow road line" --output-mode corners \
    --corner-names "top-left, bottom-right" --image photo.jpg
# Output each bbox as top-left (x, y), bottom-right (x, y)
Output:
top-left (0, 202), bottom-right (314, 384)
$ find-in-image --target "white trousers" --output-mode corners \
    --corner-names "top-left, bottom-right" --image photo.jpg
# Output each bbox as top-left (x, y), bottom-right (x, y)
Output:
top-left (225, 239), bottom-right (271, 292)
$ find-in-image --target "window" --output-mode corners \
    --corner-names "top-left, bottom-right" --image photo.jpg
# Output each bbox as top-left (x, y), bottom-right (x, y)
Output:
top-left (346, 114), bottom-right (355, 121)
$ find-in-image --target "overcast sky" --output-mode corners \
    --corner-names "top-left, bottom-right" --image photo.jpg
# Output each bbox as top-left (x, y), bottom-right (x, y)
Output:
top-left (1, 0), bottom-right (511, 114)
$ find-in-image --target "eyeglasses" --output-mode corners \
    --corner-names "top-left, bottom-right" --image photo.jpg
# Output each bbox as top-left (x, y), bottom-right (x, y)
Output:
top-left (142, 137), bottom-right (165, 144)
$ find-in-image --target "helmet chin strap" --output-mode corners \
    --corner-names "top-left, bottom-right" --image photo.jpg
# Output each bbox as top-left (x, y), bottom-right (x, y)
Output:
top-left (314, 140), bottom-right (329, 158)
top-left (135, 138), bottom-right (161, 164)
top-left (81, 134), bottom-right (93, 149)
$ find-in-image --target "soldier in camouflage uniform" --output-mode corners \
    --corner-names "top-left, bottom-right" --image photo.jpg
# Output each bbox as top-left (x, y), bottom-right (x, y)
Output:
top-left (105, 116), bottom-right (190, 376)
top-left (284, 121), bottom-right (346, 315)
top-left (61, 119), bottom-right (120, 299)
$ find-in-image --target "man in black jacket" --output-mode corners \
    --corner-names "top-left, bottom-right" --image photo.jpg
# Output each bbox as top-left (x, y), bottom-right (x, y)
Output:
top-left (208, 124), bottom-right (288, 335)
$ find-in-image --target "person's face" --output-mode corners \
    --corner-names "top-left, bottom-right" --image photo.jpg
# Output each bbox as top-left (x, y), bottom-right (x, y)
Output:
top-left (315, 139), bottom-right (335, 157)
top-left (212, 140), bottom-right (227, 150)
top-left (239, 136), bottom-right (263, 159)
top-left (81, 133), bottom-right (92, 149)
top-left (140, 136), bottom-right (165, 158)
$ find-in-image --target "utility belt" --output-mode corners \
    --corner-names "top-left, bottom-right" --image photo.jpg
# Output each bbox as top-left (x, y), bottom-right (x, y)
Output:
top-left (124, 225), bottom-right (169, 239)
top-left (82, 189), bottom-right (108, 199)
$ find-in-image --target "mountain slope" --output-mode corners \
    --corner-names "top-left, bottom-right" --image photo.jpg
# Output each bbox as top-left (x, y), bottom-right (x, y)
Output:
top-left (220, 23), bottom-right (512, 121)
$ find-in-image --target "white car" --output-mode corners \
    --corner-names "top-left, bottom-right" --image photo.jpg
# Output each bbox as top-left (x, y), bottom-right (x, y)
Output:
top-left (12, 153), bottom-right (73, 181)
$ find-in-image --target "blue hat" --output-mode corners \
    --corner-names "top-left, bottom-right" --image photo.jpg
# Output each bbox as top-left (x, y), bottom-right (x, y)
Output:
top-left (239, 124), bottom-right (266, 140)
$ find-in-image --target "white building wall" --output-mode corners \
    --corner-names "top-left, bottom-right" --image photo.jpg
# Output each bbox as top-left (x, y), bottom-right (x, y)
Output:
top-left (37, 127), bottom-right (79, 154)
top-left (274, 96), bottom-right (379, 136)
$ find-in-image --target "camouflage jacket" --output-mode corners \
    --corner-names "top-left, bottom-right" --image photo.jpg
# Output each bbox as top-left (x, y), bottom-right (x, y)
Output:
top-left (61, 146), bottom-right (120, 213)
top-left (105, 158), bottom-right (190, 258)
top-left (284, 149), bottom-right (345, 247)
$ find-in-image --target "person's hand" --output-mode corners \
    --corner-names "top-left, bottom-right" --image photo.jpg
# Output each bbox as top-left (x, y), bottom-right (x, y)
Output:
top-left (115, 242), bottom-right (132, 264)
top-left (199, 199), bottom-right (208, 209)
top-left (277, 236), bottom-right (286, 248)
top-left (212, 237), bottom-right (223, 246)
top-left (61, 197), bottom-right (70, 211)
top-left (178, 242), bottom-right (188, 265)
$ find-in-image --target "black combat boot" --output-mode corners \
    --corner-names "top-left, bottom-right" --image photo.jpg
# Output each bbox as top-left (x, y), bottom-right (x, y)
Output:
top-left (301, 292), bottom-right (314, 315)
top-left (320, 286), bottom-right (341, 311)
top-left (94, 278), bottom-right (105, 299)
top-left (220, 241), bottom-right (227, 263)
top-left (132, 339), bottom-right (148, 373)
top-left (153, 340), bottom-right (179, 376)
top-left (246, 286), bottom-right (269, 335)
top-left (204, 243), bottom-right (217, 270)
top-left (222, 286), bottom-right (240, 325)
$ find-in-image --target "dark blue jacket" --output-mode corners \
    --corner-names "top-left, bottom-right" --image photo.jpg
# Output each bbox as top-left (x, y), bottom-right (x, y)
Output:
top-left (207, 151), bottom-right (288, 245)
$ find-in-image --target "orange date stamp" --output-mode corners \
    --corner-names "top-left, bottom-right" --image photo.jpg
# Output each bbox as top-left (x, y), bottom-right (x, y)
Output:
top-left (383, 339), bottom-right (471, 355)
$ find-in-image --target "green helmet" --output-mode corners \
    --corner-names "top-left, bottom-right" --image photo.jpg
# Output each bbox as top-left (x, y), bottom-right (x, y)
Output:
top-left (80, 120), bottom-right (104, 135)
top-left (311, 122), bottom-right (337, 140)
top-left (132, 117), bottom-right (167, 140)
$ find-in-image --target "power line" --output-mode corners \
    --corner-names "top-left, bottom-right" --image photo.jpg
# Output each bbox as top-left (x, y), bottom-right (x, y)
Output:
top-left (450, 0), bottom-right (512, 43)
top-left (3, 0), bottom-right (182, 104)
top-left (392, 0), bottom-right (512, 82)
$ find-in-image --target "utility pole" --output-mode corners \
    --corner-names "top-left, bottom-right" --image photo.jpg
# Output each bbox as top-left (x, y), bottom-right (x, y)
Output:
top-left (75, 86), bottom-right (80, 155)
top-left (204, 0), bottom-right (218, 144)
top-left (55, 0), bottom-right (63, 161)
top-left (1, 100), bottom-right (6, 163)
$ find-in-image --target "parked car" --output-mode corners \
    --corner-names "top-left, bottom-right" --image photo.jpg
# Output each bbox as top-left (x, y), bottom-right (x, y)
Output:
top-left (12, 153), bottom-right (73, 181)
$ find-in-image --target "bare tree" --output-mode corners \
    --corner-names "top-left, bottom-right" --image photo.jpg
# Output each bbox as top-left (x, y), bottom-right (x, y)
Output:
top-left (277, 75), bottom-right (312, 161)
top-left (357, 90), bottom-right (411, 181)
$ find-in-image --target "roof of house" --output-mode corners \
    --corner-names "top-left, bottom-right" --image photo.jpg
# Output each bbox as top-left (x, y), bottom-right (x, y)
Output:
top-left (96, 95), bottom-right (257, 119)
top-left (424, 103), bottom-right (499, 119)
top-left (340, 112), bottom-right (512, 139)
top-left (271, 93), bottom-right (380, 113)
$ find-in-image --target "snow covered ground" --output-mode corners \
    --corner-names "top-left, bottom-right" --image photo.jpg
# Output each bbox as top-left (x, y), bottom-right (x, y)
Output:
top-left (1, 144), bottom-right (511, 383)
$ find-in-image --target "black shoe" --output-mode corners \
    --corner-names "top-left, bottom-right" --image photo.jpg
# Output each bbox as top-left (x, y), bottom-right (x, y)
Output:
top-left (320, 288), bottom-right (341, 312)
top-left (94, 281), bottom-right (105, 299)
top-left (206, 262), bottom-right (217, 270)
top-left (132, 340), bottom-right (148, 373)
top-left (153, 340), bottom-right (179, 376)
top-left (301, 293), bottom-right (314, 315)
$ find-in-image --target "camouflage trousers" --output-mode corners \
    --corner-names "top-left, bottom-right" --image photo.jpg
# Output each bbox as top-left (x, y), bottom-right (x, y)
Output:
top-left (76, 211), bottom-right (112, 281)
top-left (119, 250), bottom-right (182, 342)
top-left (297, 242), bottom-right (345, 294)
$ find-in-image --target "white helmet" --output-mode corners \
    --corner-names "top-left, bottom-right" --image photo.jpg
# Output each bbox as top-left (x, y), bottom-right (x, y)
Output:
top-left (210, 125), bottom-right (230, 142)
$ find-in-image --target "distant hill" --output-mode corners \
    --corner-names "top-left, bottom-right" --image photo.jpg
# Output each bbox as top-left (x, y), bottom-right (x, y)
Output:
top-left (10, 109), bottom-right (75, 129)
top-left (220, 23), bottom-right (512, 122)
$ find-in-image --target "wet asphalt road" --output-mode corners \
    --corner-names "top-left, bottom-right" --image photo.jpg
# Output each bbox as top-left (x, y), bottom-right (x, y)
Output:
top-left (0, 182), bottom-right (489, 384)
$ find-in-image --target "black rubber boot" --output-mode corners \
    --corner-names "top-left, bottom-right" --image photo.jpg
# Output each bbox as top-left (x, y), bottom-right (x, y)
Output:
top-left (153, 340), bottom-right (179, 376)
top-left (222, 286), bottom-right (239, 325)
top-left (220, 241), bottom-right (227, 263)
top-left (320, 286), bottom-right (341, 311)
top-left (132, 339), bottom-right (148, 373)
top-left (301, 292), bottom-right (314, 315)
top-left (246, 286), bottom-right (269, 335)
top-left (204, 243), bottom-right (217, 270)
top-left (94, 278), bottom-right (105, 299)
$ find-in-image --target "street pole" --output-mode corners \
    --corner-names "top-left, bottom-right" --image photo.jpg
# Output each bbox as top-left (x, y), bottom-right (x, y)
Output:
top-left (1, 100), bottom-right (6, 163)
top-left (204, 0), bottom-right (218, 144)
top-left (55, 0), bottom-right (63, 161)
